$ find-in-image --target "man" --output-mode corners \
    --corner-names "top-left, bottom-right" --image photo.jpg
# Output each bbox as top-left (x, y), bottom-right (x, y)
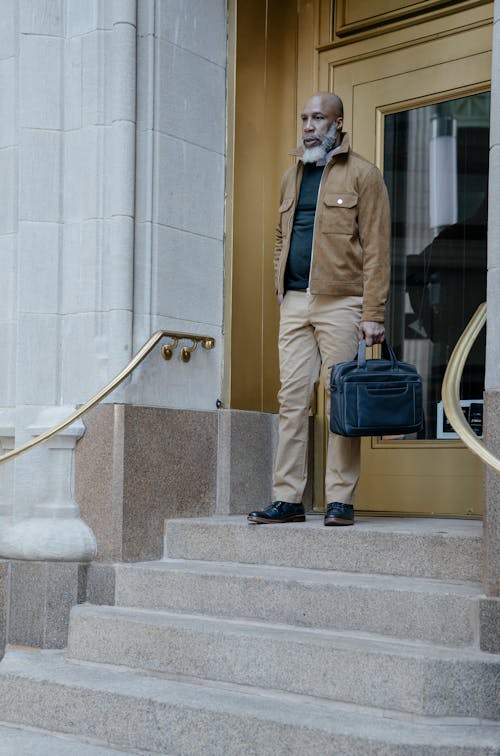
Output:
top-left (248, 92), bottom-right (390, 527)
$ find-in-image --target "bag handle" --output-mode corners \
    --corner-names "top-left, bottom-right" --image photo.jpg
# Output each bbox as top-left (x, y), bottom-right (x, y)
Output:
top-left (357, 339), bottom-right (398, 369)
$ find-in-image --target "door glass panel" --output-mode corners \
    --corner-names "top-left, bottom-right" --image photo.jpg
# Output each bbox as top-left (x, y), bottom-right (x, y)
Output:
top-left (384, 92), bottom-right (489, 440)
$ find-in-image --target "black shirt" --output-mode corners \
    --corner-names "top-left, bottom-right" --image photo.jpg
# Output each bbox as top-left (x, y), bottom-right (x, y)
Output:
top-left (284, 164), bottom-right (323, 291)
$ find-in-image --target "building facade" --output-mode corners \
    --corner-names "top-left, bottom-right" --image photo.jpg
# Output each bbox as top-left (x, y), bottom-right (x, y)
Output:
top-left (0, 0), bottom-right (498, 649)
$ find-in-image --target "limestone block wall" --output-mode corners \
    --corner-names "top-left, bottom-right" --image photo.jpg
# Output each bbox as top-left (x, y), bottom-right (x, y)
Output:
top-left (16, 0), bottom-right (228, 414)
top-left (0, 1), bottom-right (20, 520)
top-left (0, 0), bottom-right (17, 417)
top-left (62, 0), bottom-right (227, 410)
top-left (10, 2), bottom-right (138, 407)
top-left (121, 0), bottom-right (227, 411)
top-left (0, 0), bottom-right (226, 419)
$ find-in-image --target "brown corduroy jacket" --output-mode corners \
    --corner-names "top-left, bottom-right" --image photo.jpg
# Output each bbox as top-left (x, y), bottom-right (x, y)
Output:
top-left (274, 132), bottom-right (391, 323)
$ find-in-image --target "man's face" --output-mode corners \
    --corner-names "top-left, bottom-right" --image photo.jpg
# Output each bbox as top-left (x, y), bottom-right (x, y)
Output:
top-left (301, 95), bottom-right (343, 150)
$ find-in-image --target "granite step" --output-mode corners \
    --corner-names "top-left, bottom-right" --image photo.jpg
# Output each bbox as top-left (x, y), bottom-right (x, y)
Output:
top-left (0, 723), bottom-right (145, 755)
top-left (0, 649), bottom-right (498, 756)
top-left (67, 604), bottom-right (500, 720)
top-left (114, 559), bottom-right (483, 646)
top-left (163, 515), bottom-right (483, 581)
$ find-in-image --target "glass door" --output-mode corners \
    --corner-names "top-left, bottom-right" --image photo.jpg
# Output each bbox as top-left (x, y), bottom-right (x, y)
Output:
top-left (385, 93), bottom-right (489, 442)
top-left (355, 91), bottom-right (489, 517)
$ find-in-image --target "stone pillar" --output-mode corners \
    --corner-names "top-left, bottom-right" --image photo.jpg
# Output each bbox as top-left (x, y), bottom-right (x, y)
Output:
top-left (481, 0), bottom-right (500, 648)
top-left (1, 0), bottom-right (124, 563)
top-left (0, 1), bottom-right (144, 562)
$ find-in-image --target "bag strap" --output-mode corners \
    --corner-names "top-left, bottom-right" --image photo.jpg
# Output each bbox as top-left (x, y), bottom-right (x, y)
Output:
top-left (357, 339), bottom-right (398, 369)
top-left (357, 340), bottom-right (368, 368)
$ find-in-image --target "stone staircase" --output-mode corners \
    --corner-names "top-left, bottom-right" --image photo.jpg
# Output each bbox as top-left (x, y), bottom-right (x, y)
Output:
top-left (0, 515), bottom-right (498, 754)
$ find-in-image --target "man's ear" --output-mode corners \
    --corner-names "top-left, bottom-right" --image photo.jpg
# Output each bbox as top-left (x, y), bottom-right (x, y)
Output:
top-left (336, 117), bottom-right (344, 132)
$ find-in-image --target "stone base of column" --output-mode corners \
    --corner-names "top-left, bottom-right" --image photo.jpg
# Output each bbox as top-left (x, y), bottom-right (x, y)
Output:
top-left (0, 517), bottom-right (97, 562)
top-left (76, 405), bottom-right (306, 562)
top-left (8, 560), bottom-right (88, 649)
top-left (0, 561), bottom-right (7, 661)
top-left (483, 390), bottom-right (500, 596)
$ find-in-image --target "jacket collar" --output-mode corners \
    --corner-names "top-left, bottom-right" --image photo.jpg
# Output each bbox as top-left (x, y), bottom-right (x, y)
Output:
top-left (290, 131), bottom-right (350, 160)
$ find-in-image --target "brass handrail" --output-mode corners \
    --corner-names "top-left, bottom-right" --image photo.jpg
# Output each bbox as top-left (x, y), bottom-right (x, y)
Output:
top-left (442, 302), bottom-right (500, 473)
top-left (0, 331), bottom-right (215, 466)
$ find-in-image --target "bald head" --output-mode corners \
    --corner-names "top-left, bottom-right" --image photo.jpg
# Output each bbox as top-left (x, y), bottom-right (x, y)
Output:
top-left (304, 92), bottom-right (344, 119)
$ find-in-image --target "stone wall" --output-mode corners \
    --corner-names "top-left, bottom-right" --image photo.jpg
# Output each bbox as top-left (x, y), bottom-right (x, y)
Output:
top-left (75, 405), bottom-right (278, 563)
top-left (123, 0), bottom-right (226, 411)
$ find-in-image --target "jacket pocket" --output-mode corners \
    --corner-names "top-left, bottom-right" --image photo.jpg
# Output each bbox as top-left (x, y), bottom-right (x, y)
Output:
top-left (321, 192), bottom-right (358, 235)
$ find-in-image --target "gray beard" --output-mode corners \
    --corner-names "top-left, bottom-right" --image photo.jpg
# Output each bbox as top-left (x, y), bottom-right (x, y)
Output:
top-left (301, 123), bottom-right (338, 164)
top-left (301, 144), bottom-right (326, 164)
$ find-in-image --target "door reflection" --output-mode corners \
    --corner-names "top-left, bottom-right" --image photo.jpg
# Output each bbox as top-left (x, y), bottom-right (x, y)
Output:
top-left (384, 93), bottom-right (489, 440)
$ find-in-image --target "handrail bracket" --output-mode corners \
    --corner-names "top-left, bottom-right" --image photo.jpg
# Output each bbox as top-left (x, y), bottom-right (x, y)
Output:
top-left (161, 332), bottom-right (216, 363)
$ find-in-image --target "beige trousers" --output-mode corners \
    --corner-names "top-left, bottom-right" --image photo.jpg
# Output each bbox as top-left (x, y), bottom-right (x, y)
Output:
top-left (272, 291), bottom-right (362, 505)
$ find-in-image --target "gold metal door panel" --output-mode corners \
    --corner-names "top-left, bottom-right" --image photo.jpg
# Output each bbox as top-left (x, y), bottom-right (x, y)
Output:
top-left (356, 442), bottom-right (483, 517)
top-left (319, 3), bottom-right (492, 110)
top-left (228, 0), bottom-right (317, 412)
top-left (352, 54), bottom-right (491, 163)
top-left (333, 0), bottom-right (491, 38)
top-left (323, 25), bottom-right (492, 141)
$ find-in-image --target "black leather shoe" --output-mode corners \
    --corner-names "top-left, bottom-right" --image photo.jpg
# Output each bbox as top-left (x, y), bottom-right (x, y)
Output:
top-left (247, 501), bottom-right (305, 524)
top-left (324, 502), bottom-right (354, 526)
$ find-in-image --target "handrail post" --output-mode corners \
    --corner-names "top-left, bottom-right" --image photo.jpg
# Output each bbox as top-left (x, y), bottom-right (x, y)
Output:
top-left (0, 407), bottom-right (96, 562)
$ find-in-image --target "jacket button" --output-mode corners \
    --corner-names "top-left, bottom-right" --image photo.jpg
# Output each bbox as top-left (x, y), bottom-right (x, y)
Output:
top-left (337, 198), bottom-right (343, 205)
